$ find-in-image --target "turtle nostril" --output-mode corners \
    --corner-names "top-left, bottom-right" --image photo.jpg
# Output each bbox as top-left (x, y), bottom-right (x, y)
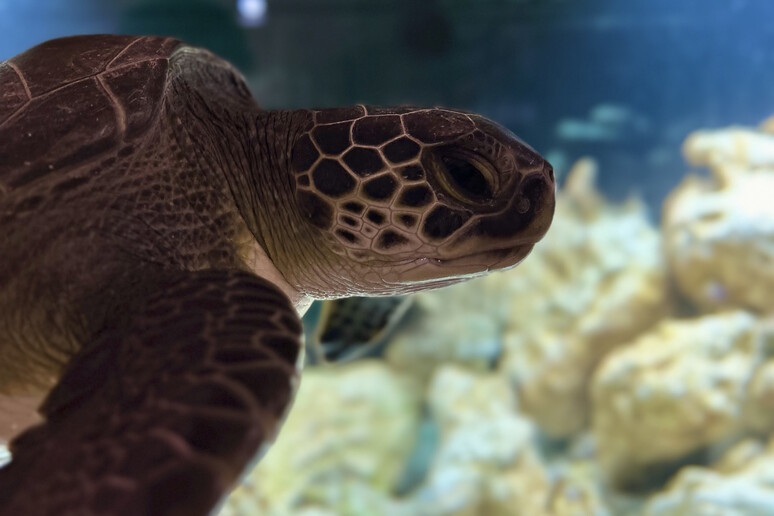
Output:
top-left (440, 153), bottom-right (493, 201)
top-left (545, 164), bottom-right (555, 183)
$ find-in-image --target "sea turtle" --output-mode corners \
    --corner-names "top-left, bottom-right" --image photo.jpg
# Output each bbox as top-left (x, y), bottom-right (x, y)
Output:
top-left (0, 35), bottom-right (555, 515)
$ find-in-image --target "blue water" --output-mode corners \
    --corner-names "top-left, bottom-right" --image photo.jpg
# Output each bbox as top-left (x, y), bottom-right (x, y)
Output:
top-left (2, 0), bottom-right (773, 207)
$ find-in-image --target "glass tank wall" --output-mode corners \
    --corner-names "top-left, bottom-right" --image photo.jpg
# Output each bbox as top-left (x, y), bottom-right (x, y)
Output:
top-left (2, 1), bottom-right (774, 514)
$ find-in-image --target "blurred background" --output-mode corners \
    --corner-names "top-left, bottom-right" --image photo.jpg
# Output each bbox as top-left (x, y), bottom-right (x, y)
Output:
top-left (3, 0), bottom-right (774, 209)
top-left (5, 1), bottom-right (774, 515)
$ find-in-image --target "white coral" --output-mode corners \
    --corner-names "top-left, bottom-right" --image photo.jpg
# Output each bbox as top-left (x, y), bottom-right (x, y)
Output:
top-left (591, 311), bottom-right (764, 486)
top-left (644, 438), bottom-right (774, 516)
top-left (665, 126), bottom-right (774, 312)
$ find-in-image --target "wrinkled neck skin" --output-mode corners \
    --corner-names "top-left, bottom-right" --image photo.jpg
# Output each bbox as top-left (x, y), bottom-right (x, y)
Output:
top-left (226, 109), bottom-right (334, 311)
top-left (239, 235), bottom-right (314, 316)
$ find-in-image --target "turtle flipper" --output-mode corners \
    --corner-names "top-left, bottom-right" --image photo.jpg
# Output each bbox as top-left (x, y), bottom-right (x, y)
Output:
top-left (309, 296), bottom-right (413, 363)
top-left (0, 270), bottom-right (302, 516)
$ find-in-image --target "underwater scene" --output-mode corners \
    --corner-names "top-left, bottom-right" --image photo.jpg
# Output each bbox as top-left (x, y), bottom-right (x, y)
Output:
top-left (3, 0), bottom-right (774, 514)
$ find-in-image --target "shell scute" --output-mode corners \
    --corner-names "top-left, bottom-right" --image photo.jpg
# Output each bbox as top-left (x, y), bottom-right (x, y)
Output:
top-left (107, 36), bottom-right (180, 69)
top-left (1, 79), bottom-right (116, 188)
top-left (11, 35), bottom-right (134, 97)
top-left (0, 35), bottom-right (182, 188)
top-left (0, 64), bottom-right (29, 124)
top-left (101, 58), bottom-right (169, 139)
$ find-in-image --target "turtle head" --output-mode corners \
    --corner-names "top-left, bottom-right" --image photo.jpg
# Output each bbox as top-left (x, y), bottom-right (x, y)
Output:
top-left (284, 105), bottom-right (555, 297)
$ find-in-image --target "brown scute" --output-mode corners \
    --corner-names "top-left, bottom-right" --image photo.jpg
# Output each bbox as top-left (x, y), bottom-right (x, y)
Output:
top-left (335, 228), bottom-right (359, 244)
top-left (383, 137), bottom-right (421, 164)
top-left (312, 159), bottom-right (356, 197)
top-left (315, 105), bottom-right (365, 124)
top-left (101, 59), bottom-right (169, 139)
top-left (173, 413), bottom-right (250, 456)
top-left (1, 35), bottom-right (182, 189)
top-left (366, 210), bottom-right (386, 225)
top-left (352, 115), bottom-right (402, 146)
top-left (403, 110), bottom-right (475, 144)
top-left (377, 230), bottom-right (410, 249)
top-left (228, 366), bottom-right (293, 415)
top-left (398, 164), bottom-right (425, 181)
top-left (1, 79), bottom-right (117, 188)
top-left (342, 201), bottom-right (365, 214)
top-left (340, 215), bottom-right (358, 227)
top-left (10, 35), bottom-right (134, 96)
top-left (398, 184), bottom-right (432, 207)
top-left (173, 380), bottom-right (246, 411)
top-left (297, 174), bottom-right (310, 187)
top-left (342, 147), bottom-right (385, 177)
top-left (311, 121), bottom-right (353, 155)
top-left (363, 174), bottom-right (398, 201)
top-left (291, 133), bottom-right (319, 173)
top-left (212, 347), bottom-right (271, 364)
top-left (260, 334), bottom-right (301, 365)
top-left (365, 106), bottom-right (418, 115)
top-left (107, 36), bottom-right (180, 68)
top-left (0, 64), bottom-right (29, 123)
top-left (423, 205), bottom-right (470, 240)
top-left (398, 213), bottom-right (417, 228)
top-left (297, 190), bottom-right (334, 229)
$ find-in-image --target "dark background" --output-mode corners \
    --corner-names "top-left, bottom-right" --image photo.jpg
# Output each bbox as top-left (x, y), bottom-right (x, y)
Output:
top-left (2, 0), bottom-right (773, 210)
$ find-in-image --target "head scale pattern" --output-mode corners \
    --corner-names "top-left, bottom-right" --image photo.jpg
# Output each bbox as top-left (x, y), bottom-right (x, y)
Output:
top-left (290, 105), bottom-right (553, 269)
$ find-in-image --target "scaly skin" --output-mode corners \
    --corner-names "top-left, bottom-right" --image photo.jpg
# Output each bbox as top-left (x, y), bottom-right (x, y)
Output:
top-left (0, 35), bottom-right (555, 515)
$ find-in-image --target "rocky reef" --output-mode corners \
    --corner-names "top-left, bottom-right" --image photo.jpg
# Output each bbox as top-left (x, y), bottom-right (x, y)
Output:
top-left (664, 127), bottom-right (774, 312)
top-left (223, 115), bottom-right (774, 515)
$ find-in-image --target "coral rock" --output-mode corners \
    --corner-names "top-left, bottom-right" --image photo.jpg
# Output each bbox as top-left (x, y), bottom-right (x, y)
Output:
top-left (644, 438), bottom-right (774, 515)
top-left (741, 319), bottom-right (774, 433)
top-left (591, 311), bottom-right (763, 487)
top-left (682, 127), bottom-right (774, 172)
top-left (416, 365), bottom-right (551, 516)
top-left (385, 303), bottom-right (501, 383)
top-left (665, 125), bottom-right (774, 312)
top-left (546, 460), bottom-right (612, 516)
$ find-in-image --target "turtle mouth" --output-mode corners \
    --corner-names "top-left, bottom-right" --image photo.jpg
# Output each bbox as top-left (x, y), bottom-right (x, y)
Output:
top-left (389, 243), bottom-right (535, 286)
top-left (436, 243), bottom-right (535, 271)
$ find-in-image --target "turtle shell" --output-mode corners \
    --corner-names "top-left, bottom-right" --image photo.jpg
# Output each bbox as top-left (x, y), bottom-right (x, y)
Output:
top-left (0, 35), bottom-right (182, 190)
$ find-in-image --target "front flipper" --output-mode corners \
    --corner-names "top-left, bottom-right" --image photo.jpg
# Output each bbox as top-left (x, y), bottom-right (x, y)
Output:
top-left (309, 296), bottom-right (413, 363)
top-left (0, 270), bottom-right (302, 516)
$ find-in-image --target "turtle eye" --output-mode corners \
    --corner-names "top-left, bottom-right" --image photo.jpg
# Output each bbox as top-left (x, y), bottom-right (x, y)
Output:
top-left (435, 147), bottom-right (495, 205)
